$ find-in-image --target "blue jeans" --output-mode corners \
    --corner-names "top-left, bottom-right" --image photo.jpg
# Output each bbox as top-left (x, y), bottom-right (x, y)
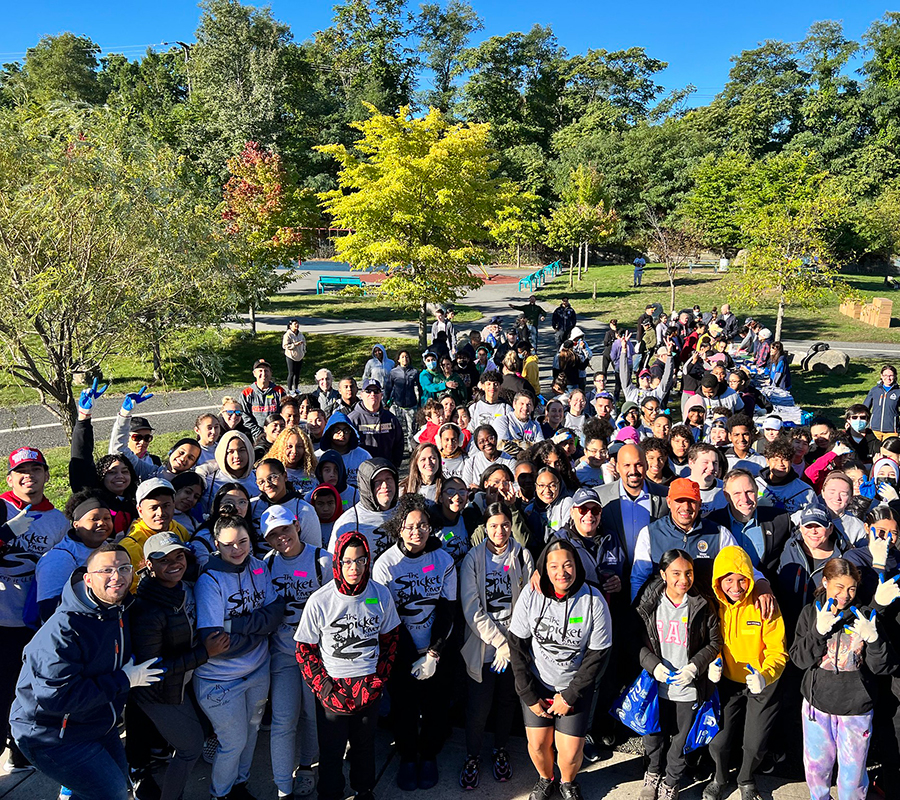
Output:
top-left (195, 660), bottom-right (270, 797)
top-left (270, 650), bottom-right (318, 794)
top-left (16, 727), bottom-right (129, 800)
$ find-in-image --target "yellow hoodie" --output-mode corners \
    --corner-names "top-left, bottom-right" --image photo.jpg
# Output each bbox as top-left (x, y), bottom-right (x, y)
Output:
top-left (120, 518), bottom-right (190, 592)
top-left (712, 546), bottom-right (787, 685)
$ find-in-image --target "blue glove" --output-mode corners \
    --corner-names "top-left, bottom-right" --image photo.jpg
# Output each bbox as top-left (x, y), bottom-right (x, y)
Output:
top-left (122, 386), bottom-right (153, 412)
top-left (77, 378), bottom-right (109, 414)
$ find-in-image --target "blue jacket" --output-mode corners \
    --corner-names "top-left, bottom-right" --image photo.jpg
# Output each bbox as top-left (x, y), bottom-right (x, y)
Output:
top-left (388, 365), bottom-right (420, 409)
top-left (319, 411), bottom-right (361, 451)
top-left (10, 568), bottom-right (131, 747)
top-left (864, 382), bottom-right (900, 434)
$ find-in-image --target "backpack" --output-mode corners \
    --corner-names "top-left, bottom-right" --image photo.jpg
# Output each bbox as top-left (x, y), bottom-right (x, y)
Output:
top-left (800, 342), bottom-right (829, 372)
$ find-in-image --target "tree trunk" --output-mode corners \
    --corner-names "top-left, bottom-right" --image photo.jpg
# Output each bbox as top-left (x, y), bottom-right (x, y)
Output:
top-left (419, 301), bottom-right (428, 350)
top-left (669, 267), bottom-right (676, 316)
top-left (151, 338), bottom-right (163, 382)
top-left (569, 250), bottom-right (574, 288)
top-left (775, 290), bottom-right (785, 341)
top-left (249, 303), bottom-right (257, 335)
top-left (516, 242), bottom-right (521, 268)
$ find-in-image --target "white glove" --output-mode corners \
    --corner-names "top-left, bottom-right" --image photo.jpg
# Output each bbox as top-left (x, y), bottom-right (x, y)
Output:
top-left (4, 505), bottom-right (32, 537)
top-left (491, 642), bottom-right (510, 673)
top-left (874, 573), bottom-right (900, 608)
top-left (411, 652), bottom-right (439, 681)
top-left (815, 598), bottom-right (840, 636)
top-left (848, 606), bottom-right (879, 644)
top-left (671, 663), bottom-right (699, 687)
top-left (121, 657), bottom-right (165, 688)
top-left (745, 665), bottom-right (766, 695)
top-left (831, 442), bottom-right (853, 457)
top-left (707, 656), bottom-right (723, 684)
top-left (877, 482), bottom-right (899, 504)
top-left (653, 663), bottom-right (673, 683)
top-left (870, 532), bottom-right (890, 571)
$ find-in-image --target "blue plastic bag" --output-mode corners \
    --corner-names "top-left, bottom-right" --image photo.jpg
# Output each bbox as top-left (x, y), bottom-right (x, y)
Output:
top-left (609, 670), bottom-right (660, 735)
top-left (683, 689), bottom-right (721, 753)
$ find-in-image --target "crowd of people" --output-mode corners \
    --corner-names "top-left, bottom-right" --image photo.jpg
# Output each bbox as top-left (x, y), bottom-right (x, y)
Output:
top-left (2, 295), bottom-right (900, 800)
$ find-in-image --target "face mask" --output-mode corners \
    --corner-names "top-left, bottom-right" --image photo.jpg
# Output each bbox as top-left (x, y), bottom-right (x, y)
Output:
top-left (850, 419), bottom-right (867, 433)
top-left (425, 360), bottom-right (436, 370)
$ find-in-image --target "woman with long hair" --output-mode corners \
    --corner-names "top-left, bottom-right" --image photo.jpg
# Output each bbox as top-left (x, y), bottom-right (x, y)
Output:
top-left (266, 426), bottom-right (318, 495)
top-left (402, 442), bottom-right (445, 501)
top-left (190, 483), bottom-right (255, 568)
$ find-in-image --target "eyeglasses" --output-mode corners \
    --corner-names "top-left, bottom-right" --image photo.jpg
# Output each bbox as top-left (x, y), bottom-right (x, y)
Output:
top-left (363, 387), bottom-right (382, 394)
top-left (88, 564), bottom-right (134, 577)
top-left (536, 482), bottom-right (559, 490)
top-left (256, 475), bottom-right (282, 486)
top-left (443, 487), bottom-right (468, 496)
top-left (130, 434), bottom-right (153, 443)
top-left (223, 409), bottom-right (242, 416)
top-left (341, 556), bottom-right (368, 568)
top-left (402, 524), bottom-right (432, 533)
top-left (849, 415), bottom-right (868, 420)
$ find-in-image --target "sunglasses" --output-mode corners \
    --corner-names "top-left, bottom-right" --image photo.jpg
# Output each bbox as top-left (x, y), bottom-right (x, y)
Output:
top-left (130, 434), bottom-right (153, 443)
top-left (223, 409), bottom-right (242, 416)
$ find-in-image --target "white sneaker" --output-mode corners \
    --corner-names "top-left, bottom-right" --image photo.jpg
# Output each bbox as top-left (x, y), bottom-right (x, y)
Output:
top-left (294, 769), bottom-right (316, 796)
top-left (1, 756), bottom-right (34, 774)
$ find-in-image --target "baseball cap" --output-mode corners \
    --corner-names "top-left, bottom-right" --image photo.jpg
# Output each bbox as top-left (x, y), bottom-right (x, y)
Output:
top-left (361, 378), bottom-right (383, 392)
top-left (129, 416), bottom-right (154, 433)
top-left (489, 316), bottom-right (501, 325)
top-left (669, 478), bottom-right (701, 502)
top-left (799, 504), bottom-right (830, 529)
top-left (572, 487), bottom-right (602, 508)
top-left (638, 368), bottom-right (651, 378)
top-left (252, 358), bottom-right (272, 371)
top-left (762, 415), bottom-right (783, 431)
top-left (8, 447), bottom-right (48, 473)
top-left (261, 506), bottom-right (298, 537)
top-left (143, 532), bottom-right (190, 561)
top-left (136, 477), bottom-right (175, 506)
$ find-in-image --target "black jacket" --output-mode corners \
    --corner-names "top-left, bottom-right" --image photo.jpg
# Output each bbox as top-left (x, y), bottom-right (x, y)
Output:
top-left (636, 579), bottom-right (722, 702)
top-left (130, 577), bottom-right (210, 705)
top-left (790, 601), bottom-right (897, 716)
top-left (347, 404), bottom-right (404, 468)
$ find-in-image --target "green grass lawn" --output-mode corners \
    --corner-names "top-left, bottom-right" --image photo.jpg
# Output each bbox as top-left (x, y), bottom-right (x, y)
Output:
top-left (0, 331), bottom-right (417, 407)
top-left (534, 262), bottom-right (900, 344)
top-left (265, 290), bottom-right (483, 324)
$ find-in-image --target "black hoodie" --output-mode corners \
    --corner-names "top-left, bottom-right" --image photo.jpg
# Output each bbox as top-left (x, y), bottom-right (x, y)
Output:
top-left (508, 538), bottom-right (613, 707)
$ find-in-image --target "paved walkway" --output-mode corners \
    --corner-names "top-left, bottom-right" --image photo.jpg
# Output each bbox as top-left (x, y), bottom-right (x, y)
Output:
top-left (0, 730), bottom-right (818, 800)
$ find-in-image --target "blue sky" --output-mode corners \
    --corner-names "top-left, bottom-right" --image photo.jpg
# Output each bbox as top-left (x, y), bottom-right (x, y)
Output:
top-left (0, 1), bottom-right (891, 98)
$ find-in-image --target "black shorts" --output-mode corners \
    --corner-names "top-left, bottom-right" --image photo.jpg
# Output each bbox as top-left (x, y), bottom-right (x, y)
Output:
top-left (521, 681), bottom-right (594, 737)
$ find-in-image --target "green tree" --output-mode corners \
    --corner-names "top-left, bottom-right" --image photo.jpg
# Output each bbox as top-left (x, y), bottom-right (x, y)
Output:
top-left (416, 0), bottom-right (483, 112)
top-left (317, 105), bottom-right (513, 346)
top-left (8, 33), bottom-right (106, 106)
top-left (222, 141), bottom-right (318, 333)
top-left (644, 207), bottom-right (700, 314)
top-left (186, 0), bottom-right (293, 176)
top-left (729, 153), bottom-right (851, 339)
top-left (0, 106), bottom-right (230, 435)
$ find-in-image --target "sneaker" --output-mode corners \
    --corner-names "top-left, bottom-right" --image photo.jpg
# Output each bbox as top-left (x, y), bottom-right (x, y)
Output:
top-left (58, 790), bottom-right (72, 800)
top-left (397, 761), bottom-right (418, 792)
top-left (418, 760), bottom-right (438, 790)
top-left (202, 735), bottom-right (218, 765)
top-left (528, 776), bottom-right (555, 800)
top-left (294, 768), bottom-right (316, 796)
top-left (559, 781), bottom-right (584, 800)
top-left (659, 782), bottom-right (680, 800)
top-left (739, 783), bottom-right (762, 800)
top-left (1, 756), bottom-right (34, 775)
top-left (228, 782), bottom-right (258, 800)
top-left (459, 755), bottom-right (480, 790)
top-left (702, 780), bottom-right (726, 800)
top-left (491, 748), bottom-right (512, 782)
top-left (131, 768), bottom-right (161, 800)
top-left (639, 772), bottom-right (663, 800)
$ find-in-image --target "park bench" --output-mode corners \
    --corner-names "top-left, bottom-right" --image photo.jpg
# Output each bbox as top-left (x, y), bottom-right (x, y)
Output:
top-left (316, 275), bottom-right (365, 294)
top-left (686, 258), bottom-right (724, 275)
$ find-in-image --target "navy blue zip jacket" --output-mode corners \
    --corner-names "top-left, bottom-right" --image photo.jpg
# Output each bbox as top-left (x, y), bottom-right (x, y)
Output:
top-left (864, 382), bottom-right (900, 435)
top-left (10, 567), bottom-right (131, 747)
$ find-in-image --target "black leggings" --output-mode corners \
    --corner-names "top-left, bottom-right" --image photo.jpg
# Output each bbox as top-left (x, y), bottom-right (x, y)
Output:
top-left (643, 697), bottom-right (695, 786)
top-left (316, 702), bottom-right (377, 800)
top-left (285, 358), bottom-right (302, 393)
top-left (465, 663), bottom-right (517, 756)
top-left (710, 677), bottom-right (781, 786)
top-left (390, 653), bottom-right (449, 762)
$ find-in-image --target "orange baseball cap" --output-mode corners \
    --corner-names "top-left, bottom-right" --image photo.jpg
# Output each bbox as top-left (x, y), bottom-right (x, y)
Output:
top-left (669, 478), bottom-right (701, 502)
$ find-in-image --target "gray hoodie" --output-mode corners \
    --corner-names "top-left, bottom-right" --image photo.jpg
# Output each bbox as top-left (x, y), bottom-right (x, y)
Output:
top-left (327, 459), bottom-right (399, 557)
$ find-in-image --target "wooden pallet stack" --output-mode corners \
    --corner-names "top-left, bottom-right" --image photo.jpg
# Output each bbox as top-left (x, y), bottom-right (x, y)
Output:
top-left (841, 297), bottom-right (892, 328)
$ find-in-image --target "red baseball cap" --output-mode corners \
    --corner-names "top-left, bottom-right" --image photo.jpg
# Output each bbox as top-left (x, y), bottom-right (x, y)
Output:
top-left (669, 478), bottom-right (701, 502)
top-left (8, 447), bottom-right (48, 473)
